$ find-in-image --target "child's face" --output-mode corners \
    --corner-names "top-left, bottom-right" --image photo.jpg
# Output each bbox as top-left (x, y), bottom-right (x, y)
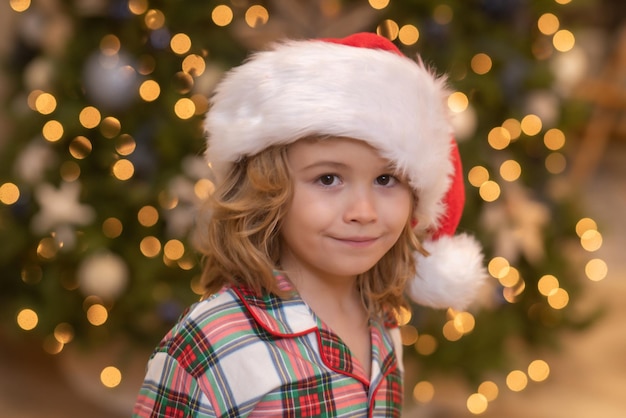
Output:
top-left (279, 137), bottom-right (412, 284)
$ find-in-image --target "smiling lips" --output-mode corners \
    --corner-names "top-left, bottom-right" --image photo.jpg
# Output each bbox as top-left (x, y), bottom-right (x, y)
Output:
top-left (333, 236), bottom-right (379, 248)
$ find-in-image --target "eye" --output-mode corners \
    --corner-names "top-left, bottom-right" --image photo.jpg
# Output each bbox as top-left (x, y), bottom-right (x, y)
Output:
top-left (318, 174), bottom-right (340, 186)
top-left (375, 175), bottom-right (397, 186)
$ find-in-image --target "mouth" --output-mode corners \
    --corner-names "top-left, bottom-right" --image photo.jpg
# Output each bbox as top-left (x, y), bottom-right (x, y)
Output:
top-left (333, 236), bottom-right (379, 247)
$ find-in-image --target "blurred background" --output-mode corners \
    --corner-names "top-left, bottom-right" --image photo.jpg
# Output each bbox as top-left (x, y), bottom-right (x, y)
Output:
top-left (0, 0), bottom-right (625, 417)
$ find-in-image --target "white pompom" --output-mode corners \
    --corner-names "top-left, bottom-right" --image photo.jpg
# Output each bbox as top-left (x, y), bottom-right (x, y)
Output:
top-left (407, 233), bottom-right (487, 310)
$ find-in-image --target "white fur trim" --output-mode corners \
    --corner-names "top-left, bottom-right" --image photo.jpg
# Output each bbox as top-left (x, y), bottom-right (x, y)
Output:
top-left (408, 233), bottom-right (487, 310)
top-left (205, 39), bottom-right (454, 231)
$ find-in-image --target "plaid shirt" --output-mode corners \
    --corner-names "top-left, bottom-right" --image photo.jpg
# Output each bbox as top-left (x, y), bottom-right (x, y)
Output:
top-left (133, 274), bottom-right (404, 417)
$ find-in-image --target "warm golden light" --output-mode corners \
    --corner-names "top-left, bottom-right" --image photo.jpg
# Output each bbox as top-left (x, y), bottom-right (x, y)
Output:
top-left (478, 381), bottom-right (499, 401)
top-left (377, 20), bottom-right (399, 40)
top-left (506, 370), bottom-right (528, 392)
top-left (101, 366), bottom-right (122, 388)
top-left (468, 166), bottom-right (489, 187)
top-left (498, 266), bottom-right (520, 287)
top-left (60, 161), bottom-right (81, 182)
top-left (54, 323), bottom-right (75, 344)
top-left (488, 256), bottom-right (510, 279)
top-left (471, 53), bottom-right (492, 75)
top-left (547, 288), bottom-right (569, 309)
top-left (212, 5), bottom-right (233, 26)
top-left (164, 239), bottom-right (185, 261)
top-left (144, 9), bottom-right (166, 30)
top-left (368, 0), bottom-right (390, 10)
top-left (415, 334), bottom-right (437, 355)
top-left (488, 126), bottom-right (511, 150)
top-left (182, 54), bottom-right (206, 77)
top-left (69, 136), bottom-right (93, 159)
top-left (433, 4), bottom-right (453, 24)
top-left (100, 116), bottom-right (121, 139)
top-left (467, 393), bottom-right (488, 415)
top-left (581, 229), bottom-right (603, 252)
top-left (87, 304), bottom-right (108, 326)
top-left (553, 29), bottom-right (575, 52)
top-left (245, 5), bottom-right (269, 28)
top-left (479, 180), bottom-right (500, 202)
top-left (102, 217), bottom-right (123, 238)
top-left (545, 152), bottom-right (566, 174)
top-left (10, 0), bottom-right (31, 12)
top-left (520, 114), bottom-right (542, 136)
top-left (42, 120), bottom-right (64, 142)
top-left (528, 359), bottom-right (550, 382)
top-left (585, 258), bottom-right (608, 281)
top-left (17, 308), bottom-right (38, 330)
top-left (538, 13), bottom-right (559, 35)
top-left (140, 236), bottom-right (162, 257)
top-left (0, 183), bottom-right (20, 205)
top-left (194, 179), bottom-right (215, 200)
top-left (448, 92), bottom-right (469, 113)
top-left (500, 160), bottom-right (522, 182)
top-left (544, 128), bottom-right (566, 150)
top-left (398, 25), bottom-right (419, 45)
top-left (100, 34), bottom-right (121, 56)
top-left (112, 159), bottom-right (135, 181)
top-left (35, 92), bottom-right (57, 115)
top-left (400, 325), bottom-right (419, 345)
top-left (37, 237), bottom-right (58, 260)
top-left (575, 217), bottom-right (597, 237)
top-left (170, 33), bottom-right (192, 55)
top-left (79, 106), bottom-right (102, 129)
top-left (413, 381), bottom-right (435, 403)
top-left (139, 79), bottom-right (161, 102)
top-left (538, 275), bottom-right (559, 296)
top-left (174, 98), bottom-right (196, 119)
top-left (502, 118), bottom-right (522, 140)
top-left (116, 134), bottom-right (136, 156)
top-left (442, 320), bottom-right (463, 341)
top-left (138, 205), bottom-right (159, 227)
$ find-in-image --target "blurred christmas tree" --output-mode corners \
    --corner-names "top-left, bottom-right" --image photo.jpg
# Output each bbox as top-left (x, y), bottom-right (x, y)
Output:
top-left (0, 0), bottom-right (609, 414)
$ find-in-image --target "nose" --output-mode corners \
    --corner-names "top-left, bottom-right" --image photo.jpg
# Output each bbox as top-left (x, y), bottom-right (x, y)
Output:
top-left (344, 186), bottom-right (377, 224)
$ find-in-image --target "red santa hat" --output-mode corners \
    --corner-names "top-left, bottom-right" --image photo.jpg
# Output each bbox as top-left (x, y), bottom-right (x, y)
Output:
top-left (204, 32), bottom-right (486, 311)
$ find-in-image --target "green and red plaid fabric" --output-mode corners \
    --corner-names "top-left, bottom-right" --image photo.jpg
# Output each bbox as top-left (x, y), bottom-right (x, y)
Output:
top-left (133, 274), bottom-right (403, 417)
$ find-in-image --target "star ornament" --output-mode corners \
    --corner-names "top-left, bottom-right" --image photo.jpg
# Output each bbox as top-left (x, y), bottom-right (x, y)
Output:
top-left (31, 181), bottom-right (96, 234)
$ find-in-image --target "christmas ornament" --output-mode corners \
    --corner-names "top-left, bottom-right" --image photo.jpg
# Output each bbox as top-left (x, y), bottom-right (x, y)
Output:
top-left (77, 251), bottom-right (129, 300)
top-left (31, 181), bottom-right (95, 234)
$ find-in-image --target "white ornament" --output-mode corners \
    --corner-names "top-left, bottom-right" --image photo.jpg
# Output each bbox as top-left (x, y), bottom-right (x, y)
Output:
top-left (83, 51), bottom-right (138, 109)
top-left (31, 181), bottom-right (95, 234)
top-left (14, 139), bottom-right (57, 184)
top-left (77, 251), bottom-right (129, 300)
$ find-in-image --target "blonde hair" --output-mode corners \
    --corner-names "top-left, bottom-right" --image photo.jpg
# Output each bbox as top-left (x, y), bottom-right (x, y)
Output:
top-left (195, 142), bottom-right (423, 317)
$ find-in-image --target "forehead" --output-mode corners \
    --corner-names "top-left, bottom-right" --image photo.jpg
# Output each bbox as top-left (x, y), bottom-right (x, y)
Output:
top-left (288, 136), bottom-right (391, 164)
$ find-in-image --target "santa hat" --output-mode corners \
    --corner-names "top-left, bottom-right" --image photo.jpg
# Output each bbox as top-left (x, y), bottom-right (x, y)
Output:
top-left (204, 32), bottom-right (486, 311)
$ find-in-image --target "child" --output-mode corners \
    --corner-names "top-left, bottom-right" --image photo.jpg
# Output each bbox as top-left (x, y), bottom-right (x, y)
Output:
top-left (133, 32), bottom-right (485, 417)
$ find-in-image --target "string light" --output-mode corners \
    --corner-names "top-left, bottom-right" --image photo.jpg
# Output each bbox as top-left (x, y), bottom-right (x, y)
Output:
top-left (553, 29), bottom-right (575, 52)
top-left (212, 5), bottom-right (233, 27)
top-left (398, 25), bottom-right (419, 46)
top-left (245, 5), bottom-right (269, 28)
top-left (9, 0), bottom-right (30, 12)
top-left (368, 0), bottom-right (390, 10)
top-left (377, 19), bottom-right (399, 40)
top-left (0, 182), bottom-right (20, 205)
top-left (413, 381), bottom-right (435, 403)
top-left (471, 53), bottom-right (493, 75)
top-left (100, 366), bottom-right (122, 388)
top-left (466, 393), bottom-right (488, 415)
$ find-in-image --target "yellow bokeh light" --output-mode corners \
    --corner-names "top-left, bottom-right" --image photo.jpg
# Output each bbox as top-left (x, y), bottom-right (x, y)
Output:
top-left (471, 53), bottom-right (492, 75)
top-left (448, 92), bottom-right (469, 113)
top-left (42, 120), bottom-right (64, 142)
top-left (500, 159), bottom-right (522, 182)
top-left (377, 19), bottom-right (399, 40)
top-left (368, 0), bottom-right (390, 10)
top-left (79, 106), bottom-right (102, 129)
top-left (528, 359), bottom-right (550, 382)
top-left (468, 166), bottom-right (489, 187)
top-left (21, 264), bottom-right (43, 285)
top-left (182, 54), bottom-right (206, 77)
top-left (116, 134), bottom-right (136, 156)
top-left (478, 381), bottom-right (499, 402)
top-left (245, 5), bottom-right (269, 28)
top-left (17, 308), bottom-right (38, 330)
top-left (545, 152), bottom-right (567, 174)
top-left (544, 128), bottom-right (566, 150)
top-left (506, 370), bottom-right (528, 392)
top-left (100, 116), bottom-right (121, 139)
top-left (194, 179), bottom-right (215, 200)
top-left (553, 29), bottom-right (575, 52)
top-left (10, 0), bottom-right (31, 12)
top-left (547, 287), bottom-right (569, 309)
top-left (538, 274), bottom-right (559, 296)
top-left (140, 236), bottom-right (162, 257)
top-left (0, 183), bottom-right (20, 205)
top-left (580, 229), bottom-right (603, 252)
top-left (170, 33), bottom-right (192, 55)
top-left (520, 114), bottom-right (542, 136)
top-left (100, 366), bottom-right (122, 388)
top-left (35, 92), bottom-right (57, 115)
top-left (415, 334), bottom-right (437, 355)
top-left (453, 312), bottom-right (476, 334)
top-left (398, 25), bottom-right (419, 46)
top-left (69, 136), bottom-right (93, 159)
top-left (100, 34), bottom-right (121, 56)
top-left (503, 279), bottom-right (525, 303)
top-left (37, 237), bottom-right (58, 260)
top-left (60, 161), bottom-right (81, 182)
top-left (164, 239), bottom-right (185, 261)
top-left (397, 306), bottom-right (412, 326)
top-left (43, 334), bottom-right (64, 355)
top-left (433, 4), bottom-right (453, 24)
top-left (576, 217), bottom-right (597, 237)
top-left (139, 79), bottom-right (161, 102)
top-left (502, 118), bottom-right (522, 140)
top-left (102, 217), bottom-right (123, 238)
top-left (212, 5), bottom-right (233, 27)
top-left (442, 320), bottom-right (463, 341)
top-left (112, 159), bottom-right (135, 181)
top-left (138, 205), bottom-right (159, 227)
top-left (479, 180), bottom-right (500, 202)
top-left (144, 9), bottom-right (166, 30)
top-left (488, 256), bottom-right (510, 279)
top-left (585, 258), bottom-right (608, 282)
top-left (538, 13), bottom-right (559, 35)
top-left (174, 98), bottom-right (196, 120)
top-left (54, 323), bottom-right (75, 344)
top-left (128, 0), bottom-right (148, 14)
top-left (488, 126), bottom-right (511, 150)
top-left (467, 393), bottom-right (488, 415)
top-left (87, 304), bottom-right (108, 326)
top-left (413, 381), bottom-right (435, 403)
top-left (498, 266), bottom-right (520, 287)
